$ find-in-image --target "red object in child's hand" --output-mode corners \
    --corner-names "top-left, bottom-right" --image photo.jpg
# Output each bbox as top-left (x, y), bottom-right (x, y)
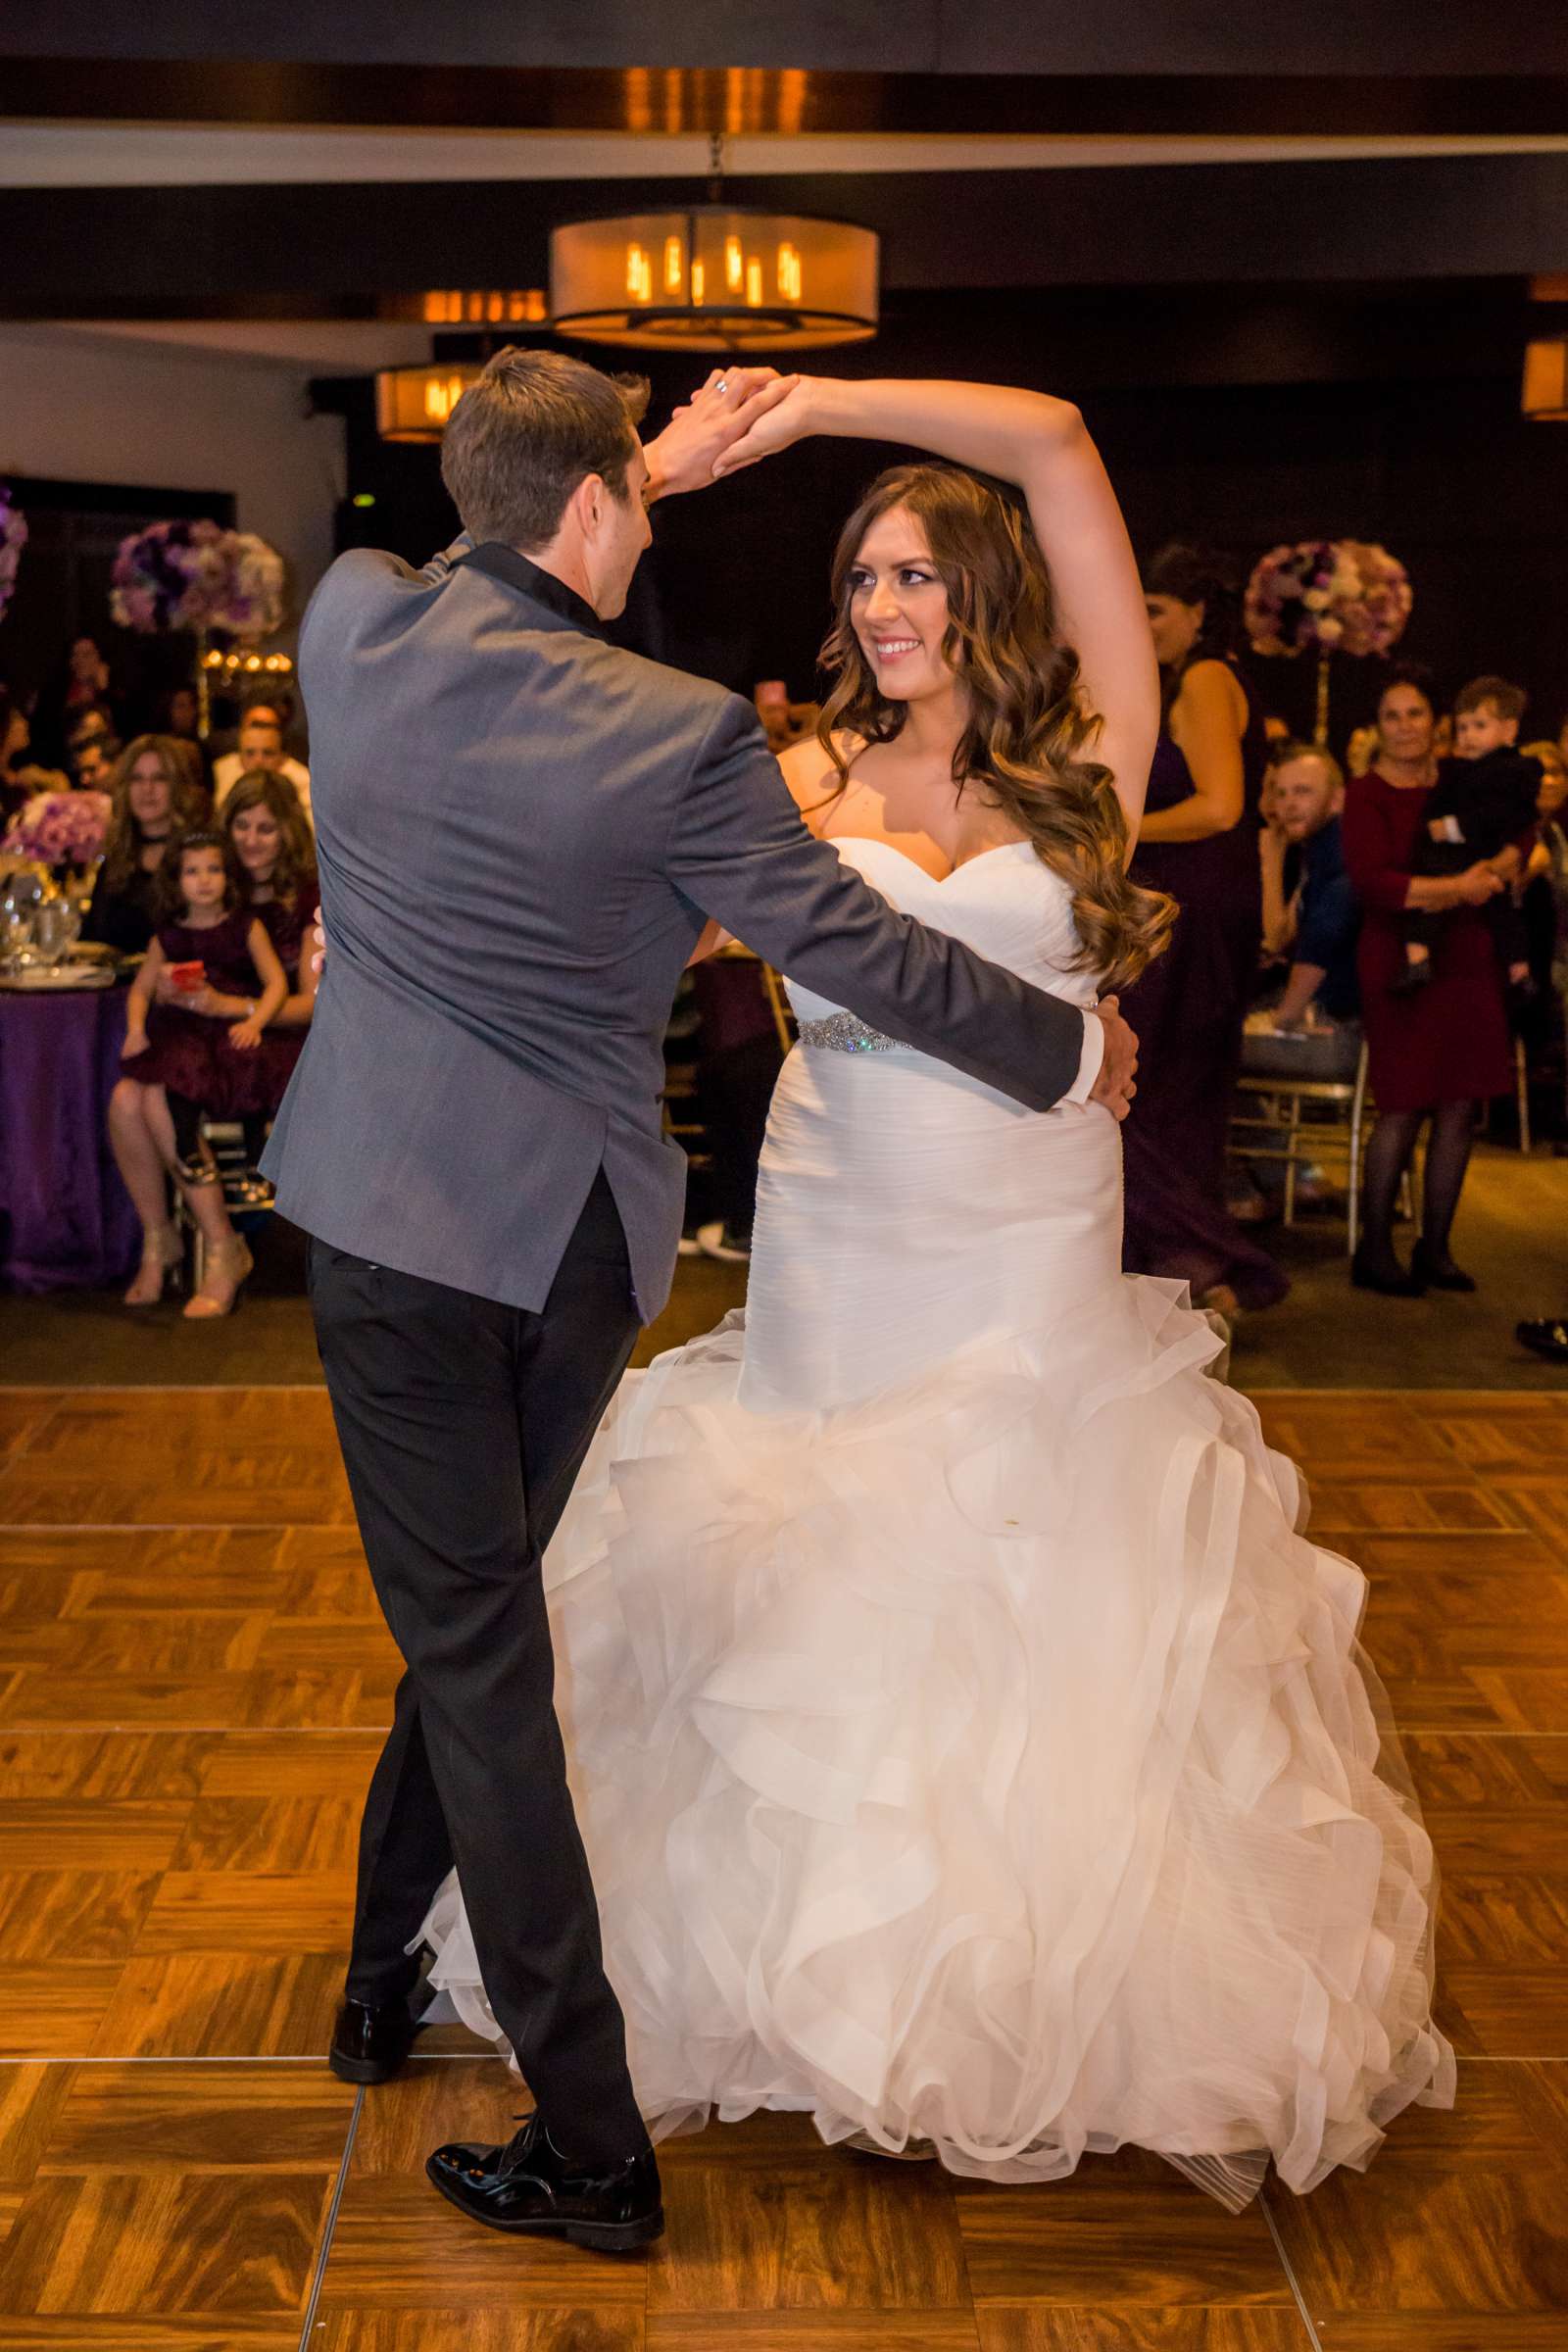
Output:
top-left (168, 960), bottom-right (207, 995)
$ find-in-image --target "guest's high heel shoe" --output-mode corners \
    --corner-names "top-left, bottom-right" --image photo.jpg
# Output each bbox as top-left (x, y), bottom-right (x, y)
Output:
top-left (1411, 1240), bottom-right (1477, 1294)
top-left (1350, 1247), bottom-right (1427, 1298)
top-left (182, 1236), bottom-right (254, 1321)
top-left (123, 1222), bottom-right (184, 1307)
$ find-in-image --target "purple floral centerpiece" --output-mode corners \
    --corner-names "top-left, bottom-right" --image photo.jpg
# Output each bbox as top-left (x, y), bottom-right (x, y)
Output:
top-left (216, 532), bottom-right (287, 638)
top-left (3, 789), bottom-right (112, 870)
top-left (1245, 539), bottom-right (1412, 743)
top-left (0, 484), bottom-right (26, 624)
top-left (111, 519), bottom-right (287, 638)
top-left (1245, 540), bottom-right (1412, 661)
top-left (110, 517), bottom-right (234, 634)
top-left (111, 518), bottom-right (289, 739)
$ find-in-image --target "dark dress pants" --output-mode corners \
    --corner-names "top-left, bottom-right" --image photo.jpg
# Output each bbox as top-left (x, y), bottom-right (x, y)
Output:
top-left (308, 1171), bottom-right (647, 2163)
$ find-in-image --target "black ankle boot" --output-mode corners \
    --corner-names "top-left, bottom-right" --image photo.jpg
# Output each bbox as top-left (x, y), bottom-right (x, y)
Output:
top-left (1411, 1240), bottom-right (1477, 1293)
top-left (1351, 1247), bottom-right (1427, 1298)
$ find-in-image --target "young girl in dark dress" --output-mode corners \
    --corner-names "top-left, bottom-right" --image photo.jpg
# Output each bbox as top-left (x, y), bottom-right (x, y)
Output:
top-left (114, 830), bottom-right (287, 1317)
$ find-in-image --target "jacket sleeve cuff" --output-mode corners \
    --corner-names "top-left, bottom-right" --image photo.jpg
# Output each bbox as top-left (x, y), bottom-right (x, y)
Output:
top-left (1062, 1006), bottom-right (1105, 1106)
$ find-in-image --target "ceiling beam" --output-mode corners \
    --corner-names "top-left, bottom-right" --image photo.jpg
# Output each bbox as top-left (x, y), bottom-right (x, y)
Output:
top-left (3, 60), bottom-right (1568, 136)
top-left (6, 0), bottom-right (1568, 75)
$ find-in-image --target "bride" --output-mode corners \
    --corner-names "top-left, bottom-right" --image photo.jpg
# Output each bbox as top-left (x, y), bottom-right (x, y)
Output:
top-left (420, 374), bottom-right (1454, 2208)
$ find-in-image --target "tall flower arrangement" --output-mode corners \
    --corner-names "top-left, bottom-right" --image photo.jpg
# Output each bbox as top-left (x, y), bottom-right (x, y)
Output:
top-left (1245, 539), bottom-right (1412, 744)
top-left (0, 484), bottom-right (27, 624)
top-left (110, 518), bottom-right (234, 635)
top-left (110, 519), bottom-right (286, 638)
top-left (219, 532), bottom-right (287, 638)
top-left (111, 519), bottom-right (288, 736)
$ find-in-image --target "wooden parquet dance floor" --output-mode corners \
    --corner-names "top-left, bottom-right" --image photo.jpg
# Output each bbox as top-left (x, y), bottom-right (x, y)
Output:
top-left (2, 1382), bottom-right (1568, 2350)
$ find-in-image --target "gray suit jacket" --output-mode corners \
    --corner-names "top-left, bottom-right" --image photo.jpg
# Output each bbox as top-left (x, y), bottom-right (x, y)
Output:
top-left (263, 537), bottom-right (1095, 1320)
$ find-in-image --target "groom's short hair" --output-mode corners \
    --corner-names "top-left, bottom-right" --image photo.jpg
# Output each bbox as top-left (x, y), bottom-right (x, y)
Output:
top-left (441, 348), bottom-right (652, 552)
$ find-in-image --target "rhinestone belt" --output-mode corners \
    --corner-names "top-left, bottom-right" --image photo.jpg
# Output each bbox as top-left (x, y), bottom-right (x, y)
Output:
top-left (797, 1011), bottom-right (902, 1054)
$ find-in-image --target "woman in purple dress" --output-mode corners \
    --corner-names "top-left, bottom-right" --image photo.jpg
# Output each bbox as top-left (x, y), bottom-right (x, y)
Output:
top-left (1120, 546), bottom-right (1287, 1315)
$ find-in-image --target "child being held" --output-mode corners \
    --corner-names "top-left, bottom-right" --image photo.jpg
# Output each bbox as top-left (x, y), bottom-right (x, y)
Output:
top-left (1391, 674), bottom-right (1542, 997)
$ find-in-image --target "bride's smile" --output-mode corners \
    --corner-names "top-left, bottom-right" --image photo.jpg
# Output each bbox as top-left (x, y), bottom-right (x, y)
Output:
top-left (849, 510), bottom-right (953, 699)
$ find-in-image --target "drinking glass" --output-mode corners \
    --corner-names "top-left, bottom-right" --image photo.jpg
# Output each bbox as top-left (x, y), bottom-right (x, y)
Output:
top-left (0, 906), bottom-right (33, 972)
top-left (33, 901), bottom-right (73, 965)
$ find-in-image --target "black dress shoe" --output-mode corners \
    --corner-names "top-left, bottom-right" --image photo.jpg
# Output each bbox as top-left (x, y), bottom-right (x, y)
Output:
top-left (1410, 1241), bottom-right (1477, 1294)
top-left (1388, 959), bottom-right (1433, 997)
top-left (1350, 1249), bottom-right (1427, 1298)
top-left (427, 2112), bottom-right (663, 2252)
top-left (1518, 1317), bottom-right (1568, 1362)
top-left (328, 1995), bottom-right (423, 2084)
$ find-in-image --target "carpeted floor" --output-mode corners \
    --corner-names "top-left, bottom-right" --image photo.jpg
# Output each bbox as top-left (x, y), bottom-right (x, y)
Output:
top-left (2, 1142), bottom-right (1563, 1391)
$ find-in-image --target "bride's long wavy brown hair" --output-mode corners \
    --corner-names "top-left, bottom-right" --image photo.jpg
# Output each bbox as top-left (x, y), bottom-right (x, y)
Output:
top-left (814, 464), bottom-right (1175, 995)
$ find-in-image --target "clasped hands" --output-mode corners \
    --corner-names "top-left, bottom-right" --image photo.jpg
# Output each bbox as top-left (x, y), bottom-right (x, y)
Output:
top-left (642, 368), bottom-right (809, 500)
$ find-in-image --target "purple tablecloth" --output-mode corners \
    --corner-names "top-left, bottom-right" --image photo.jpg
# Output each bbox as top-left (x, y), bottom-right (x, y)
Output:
top-left (0, 981), bottom-right (141, 1293)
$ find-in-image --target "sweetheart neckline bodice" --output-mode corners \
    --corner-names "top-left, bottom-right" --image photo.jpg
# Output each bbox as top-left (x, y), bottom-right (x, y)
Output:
top-left (819, 835), bottom-right (1038, 888)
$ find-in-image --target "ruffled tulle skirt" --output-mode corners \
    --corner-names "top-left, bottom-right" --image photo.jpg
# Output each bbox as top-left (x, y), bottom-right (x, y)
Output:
top-left (420, 1273), bottom-right (1454, 2208)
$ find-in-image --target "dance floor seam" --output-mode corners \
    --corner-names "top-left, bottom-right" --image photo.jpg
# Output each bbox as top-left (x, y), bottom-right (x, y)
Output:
top-left (2, 1383), bottom-right (1566, 2347)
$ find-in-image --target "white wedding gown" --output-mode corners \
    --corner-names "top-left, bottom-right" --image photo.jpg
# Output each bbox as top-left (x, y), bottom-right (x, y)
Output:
top-left (419, 836), bottom-right (1454, 2208)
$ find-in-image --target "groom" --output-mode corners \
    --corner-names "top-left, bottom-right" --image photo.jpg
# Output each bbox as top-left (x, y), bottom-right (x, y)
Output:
top-left (263, 348), bottom-right (1139, 2252)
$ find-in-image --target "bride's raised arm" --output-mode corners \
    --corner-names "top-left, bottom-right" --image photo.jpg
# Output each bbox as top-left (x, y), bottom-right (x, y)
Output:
top-left (714, 378), bottom-right (1160, 837)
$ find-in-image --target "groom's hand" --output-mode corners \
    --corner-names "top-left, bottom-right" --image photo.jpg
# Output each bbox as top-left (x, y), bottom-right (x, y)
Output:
top-left (643, 369), bottom-right (801, 502)
top-left (1087, 997), bottom-right (1139, 1121)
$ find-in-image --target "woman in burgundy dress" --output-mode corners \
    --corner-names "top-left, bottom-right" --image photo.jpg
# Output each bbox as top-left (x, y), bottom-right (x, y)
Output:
top-left (1120, 546), bottom-right (1288, 1315)
top-left (1343, 664), bottom-right (1518, 1296)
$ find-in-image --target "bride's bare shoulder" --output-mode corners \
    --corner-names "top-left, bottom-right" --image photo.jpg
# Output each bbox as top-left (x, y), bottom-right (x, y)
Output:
top-left (778, 730), bottom-right (862, 836)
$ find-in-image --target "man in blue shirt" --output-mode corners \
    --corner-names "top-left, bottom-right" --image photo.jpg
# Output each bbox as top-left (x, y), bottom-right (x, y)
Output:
top-left (1259, 743), bottom-right (1359, 1028)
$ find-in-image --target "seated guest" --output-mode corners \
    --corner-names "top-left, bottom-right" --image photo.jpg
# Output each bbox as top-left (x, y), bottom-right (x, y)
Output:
top-left (216, 773), bottom-right (321, 1160)
top-left (162, 683), bottom-right (201, 739)
top-left (1521, 740), bottom-right (1568, 1127)
top-left (1522, 739), bottom-right (1567, 961)
top-left (113, 831), bottom-right (288, 1318)
top-left (157, 683), bottom-right (215, 789)
top-left (67, 707), bottom-right (122, 793)
top-left (1392, 675), bottom-right (1540, 997)
top-left (222, 773), bottom-right (318, 977)
top-left (752, 680), bottom-right (818, 756)
top-left (84, 735), bottom-right (210, 955)
top-left (212, 708), bottom-right (311, 818)
top-left (36, 636), bottom-right (121, 763)
top-left (1257, 743), bottom-right (1359, 1029)
top-left (0, 685), bottom-right (66, 830)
